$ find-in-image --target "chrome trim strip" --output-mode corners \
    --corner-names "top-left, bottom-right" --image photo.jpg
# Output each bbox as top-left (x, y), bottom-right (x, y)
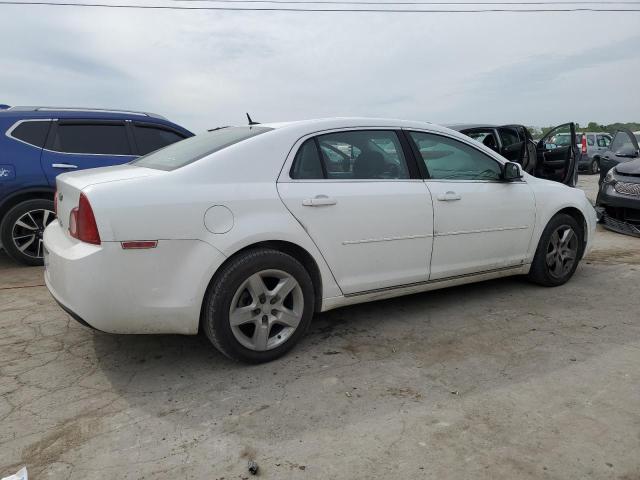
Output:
top-left (342, 233), bottom-right (433, 245)
top-left (344, 265), bottom-right (523, 298)
top-left (36, 107), bottom-right (150, 116)
top-left (41, 148), bottom-right (137, 158)
top-left (435, 225), bottom-right (530, 236)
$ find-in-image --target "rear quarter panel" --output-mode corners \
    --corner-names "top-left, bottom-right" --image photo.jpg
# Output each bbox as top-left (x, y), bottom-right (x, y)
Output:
top-left (83, 140), bottom-right (343, 300)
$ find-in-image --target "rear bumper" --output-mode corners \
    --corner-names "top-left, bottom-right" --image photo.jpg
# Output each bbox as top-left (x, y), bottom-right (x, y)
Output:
top-left (44, 220), bottom-right (227, 334)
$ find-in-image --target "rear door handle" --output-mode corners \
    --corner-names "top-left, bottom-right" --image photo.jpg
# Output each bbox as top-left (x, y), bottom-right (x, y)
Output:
top-left (436, 191), bottom-right (462, 202)
top-left (302, 195), bottom-right (337, 207)
top-left (52, 163), bottom-right (78, 169)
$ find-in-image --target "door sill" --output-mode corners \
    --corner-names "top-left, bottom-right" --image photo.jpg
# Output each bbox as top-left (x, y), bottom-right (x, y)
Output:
top-left (321, 264), bottom-right (529, 312)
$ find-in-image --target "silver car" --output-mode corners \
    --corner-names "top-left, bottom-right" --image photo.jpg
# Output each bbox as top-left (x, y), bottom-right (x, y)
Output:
top-left (576, 132), bottom-right (612, 174)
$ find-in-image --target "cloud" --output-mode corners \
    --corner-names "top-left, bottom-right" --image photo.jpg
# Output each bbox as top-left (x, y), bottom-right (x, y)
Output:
top-left (0, 4), bottom-right (638, 130)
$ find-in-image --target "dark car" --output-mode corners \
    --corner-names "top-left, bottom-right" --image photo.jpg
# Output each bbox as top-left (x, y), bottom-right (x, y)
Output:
top-left (0, 106), bottom-right (193, 265)
top-left (596, 158), bottom-right (640, 237)
top-left (596, 129), bottom-right (640, 184)
top-left (447, 123), bottom-right (578, 186)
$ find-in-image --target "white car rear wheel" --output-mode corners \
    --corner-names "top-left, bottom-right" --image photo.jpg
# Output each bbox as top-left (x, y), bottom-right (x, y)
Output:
top-left (202, 248), bottom-right (315, 363)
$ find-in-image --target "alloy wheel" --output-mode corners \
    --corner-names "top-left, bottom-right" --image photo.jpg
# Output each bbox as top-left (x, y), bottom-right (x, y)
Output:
top-left (591, 160), bottom-right (599, 174)
top-left (229, 269), bottom-right (304, 351)
top-left (545, 225), bottom-right (578, 279)
top-left (11, 209), bottom-right (56, 259)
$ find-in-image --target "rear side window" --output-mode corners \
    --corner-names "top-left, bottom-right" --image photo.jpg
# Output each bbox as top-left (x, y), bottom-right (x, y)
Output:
top-left (290, 130), bottom-right (409, 180)
top-left (134, 124), bottom-right (185, 155)
top-left (50, 123), bottom-right (131, 155)
top-left (610, 131), bottom-right (634, 153)
top-left (10, 120), bottom-right (50, 147)
top-left (290, 139), bottom-right (324, 179)
top-left (587, 135), bottom-right (595, 146)
top-left (132, 126), bottom-right (272, 171)
top-left (596, 135), bottom-right (611, 147)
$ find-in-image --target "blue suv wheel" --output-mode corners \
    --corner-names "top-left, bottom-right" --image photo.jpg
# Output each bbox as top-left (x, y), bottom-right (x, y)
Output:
top-left (1, 198), bottom-right (55, 266)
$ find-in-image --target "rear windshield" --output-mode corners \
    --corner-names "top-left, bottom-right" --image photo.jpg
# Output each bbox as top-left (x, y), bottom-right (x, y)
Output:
top-left (131, 126), bottom-right (273, 171)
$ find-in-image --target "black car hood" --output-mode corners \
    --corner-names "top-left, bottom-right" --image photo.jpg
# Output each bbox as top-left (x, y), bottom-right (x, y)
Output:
top-left (615, 158), bottom-right (640, 176)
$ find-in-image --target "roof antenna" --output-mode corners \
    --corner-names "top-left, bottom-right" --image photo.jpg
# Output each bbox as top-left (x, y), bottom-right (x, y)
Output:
top-left (246, 112), bottom-right (260, 126)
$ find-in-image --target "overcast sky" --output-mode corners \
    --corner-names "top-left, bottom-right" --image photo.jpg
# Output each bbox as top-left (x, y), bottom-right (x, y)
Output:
top-left (1, 1), bottom-right (638, 133)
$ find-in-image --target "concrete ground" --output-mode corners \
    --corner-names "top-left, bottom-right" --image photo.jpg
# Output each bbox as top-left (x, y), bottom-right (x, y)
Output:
top-left (1, 174), bottom-right (639, 480)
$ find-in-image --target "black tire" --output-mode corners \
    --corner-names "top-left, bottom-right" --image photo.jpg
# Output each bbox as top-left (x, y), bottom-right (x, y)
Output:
top-left (527, 213), bottom-right (584, 287)
top-left (590, 159), bottom-right (599, 175)
top-left (202, 248), bottom-right (315, 363)
top-left (0, 199), bottom-right (55, 266)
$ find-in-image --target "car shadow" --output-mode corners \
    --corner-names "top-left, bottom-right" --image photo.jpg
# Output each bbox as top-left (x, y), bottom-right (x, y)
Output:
top-left (88, 260), bottom-right (640, 430)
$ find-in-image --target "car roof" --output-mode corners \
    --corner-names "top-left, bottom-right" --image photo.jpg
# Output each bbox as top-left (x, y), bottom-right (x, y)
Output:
top-left (260, 117), bottom-right (454, 136)
top-left (0, 106), bottom-right (194, 136)
top-left (445, 123), bottom-right (502, 131)
top-left (0, 106), bottom-right (167, 120)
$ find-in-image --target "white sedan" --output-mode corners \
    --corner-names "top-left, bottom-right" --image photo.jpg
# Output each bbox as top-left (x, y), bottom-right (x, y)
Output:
top-left (44, 118), bottom-right (597, 363)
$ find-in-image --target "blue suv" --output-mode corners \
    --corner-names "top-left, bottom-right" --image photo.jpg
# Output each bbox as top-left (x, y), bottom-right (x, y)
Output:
top-left (0, 106), bottom-right (193, 265)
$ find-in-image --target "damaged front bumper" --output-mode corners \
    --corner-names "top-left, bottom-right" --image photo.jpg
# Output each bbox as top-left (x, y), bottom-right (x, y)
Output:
top-left (596, 176), bottom-right (640, 237)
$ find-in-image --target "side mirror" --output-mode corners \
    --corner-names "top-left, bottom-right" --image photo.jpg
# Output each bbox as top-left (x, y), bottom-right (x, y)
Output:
top-left (503, 161), bottom-right (523, 181)
top-left (615, 146), bottom-right (639, 158)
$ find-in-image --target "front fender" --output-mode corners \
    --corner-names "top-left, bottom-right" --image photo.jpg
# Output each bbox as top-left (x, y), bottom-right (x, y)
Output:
top-left (528, 183), bottom-right (596, 262)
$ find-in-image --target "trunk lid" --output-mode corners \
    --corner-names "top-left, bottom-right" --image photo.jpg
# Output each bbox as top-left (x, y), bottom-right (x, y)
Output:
top-left (54, 164), bottom-right (161, 232)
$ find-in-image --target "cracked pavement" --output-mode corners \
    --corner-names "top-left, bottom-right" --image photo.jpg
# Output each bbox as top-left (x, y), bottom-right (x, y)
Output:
top-left (1, 175), bottom-right (639, 479)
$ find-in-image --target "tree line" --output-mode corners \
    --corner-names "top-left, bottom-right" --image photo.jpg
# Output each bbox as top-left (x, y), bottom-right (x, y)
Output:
top-left (528, 122), bottom-right (640, 138)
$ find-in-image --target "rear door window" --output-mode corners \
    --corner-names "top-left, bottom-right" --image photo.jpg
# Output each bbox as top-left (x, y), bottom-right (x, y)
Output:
top-left (10, 120), bottom-right (51, 147)
top-left (133, 124), bottom-right (186, 155)
top-left (49, 122), bottom-right (131, 155)
top-left (290, 130), bottom-right (410, 180)
top-left (498, 128), bottom-right (520, 147)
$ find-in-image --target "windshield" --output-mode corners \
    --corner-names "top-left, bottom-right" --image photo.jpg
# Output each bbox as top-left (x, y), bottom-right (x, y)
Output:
top-left (131, 126), bottom-right (273, 171)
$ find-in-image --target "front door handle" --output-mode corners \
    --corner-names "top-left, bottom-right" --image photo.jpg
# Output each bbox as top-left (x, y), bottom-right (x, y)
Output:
top-left (436, 191), bottom-right (462, 202)
top-left (52, 163), bottom-right (78, 169)
top-left (302, 195), bottom-right (337, 207)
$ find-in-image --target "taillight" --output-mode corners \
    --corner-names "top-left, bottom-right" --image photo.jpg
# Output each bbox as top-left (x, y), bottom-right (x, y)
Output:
top-left (68, 193), bottom-right (101, 245)
top-left (581, 135), bottom-right (587, 154)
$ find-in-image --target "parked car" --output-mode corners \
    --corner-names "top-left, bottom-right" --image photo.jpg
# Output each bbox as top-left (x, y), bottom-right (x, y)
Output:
top-left (44, 118), bottom-right (596, 363)
top-left (574, 132), bottom-right (612, 174)
top-left (595, 130), bottom-right (640, 237)
top-left (596, 129), bottom-right (640, 185)
top-left (448, 123), bottom-right (578, 187)
top-left (596, 158), bottom-right (640, 237)
top-left (0, 106), bottom-right (193, 265)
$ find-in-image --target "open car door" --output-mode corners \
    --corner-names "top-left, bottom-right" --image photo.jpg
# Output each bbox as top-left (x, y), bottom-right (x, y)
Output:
top-left (535, 123), bottom-right (577, 187)
top-left (498, 125), bottom-right (537, 174)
